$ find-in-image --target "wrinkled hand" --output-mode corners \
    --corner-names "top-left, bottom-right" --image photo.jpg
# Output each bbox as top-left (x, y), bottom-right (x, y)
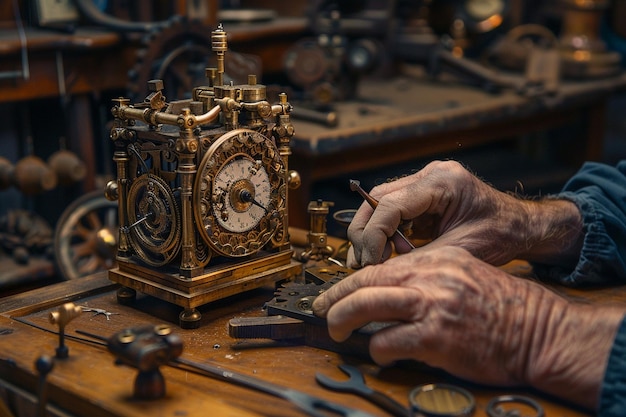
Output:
top-left (315, 246), bottom-right (544, 384)
top-left (313, 246), bottom-right (622, 410)
top-left (347, 160), bottom-right (581, 268)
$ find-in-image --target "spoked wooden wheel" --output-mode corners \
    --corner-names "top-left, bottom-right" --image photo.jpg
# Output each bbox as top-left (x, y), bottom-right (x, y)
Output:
top-left (54, 190), bottom-right (118, 280)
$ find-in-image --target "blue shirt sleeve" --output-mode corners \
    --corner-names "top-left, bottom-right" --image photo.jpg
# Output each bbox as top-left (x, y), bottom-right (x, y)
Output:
top-left (530, 163), bottom-right (626, 415)
top-left (599, 316), bottom-right (626, 417)
top-left (534, 161), bottom-right (626, 286)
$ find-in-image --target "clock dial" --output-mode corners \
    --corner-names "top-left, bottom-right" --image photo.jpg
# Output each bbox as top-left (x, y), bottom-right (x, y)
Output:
top-left (213, 157), bottom-right (271, 233)
top-left (194, 129), bottom-right (286, 257)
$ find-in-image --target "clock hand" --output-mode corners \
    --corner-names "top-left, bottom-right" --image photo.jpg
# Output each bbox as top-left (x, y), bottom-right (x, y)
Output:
top-left (239, 189), bottom-right (267, 212)
top-left (120, 212), bottom-right (153, 234)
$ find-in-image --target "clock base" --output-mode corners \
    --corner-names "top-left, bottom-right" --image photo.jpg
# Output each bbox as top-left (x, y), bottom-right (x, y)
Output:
top-left (109, 251), bottom-right (303, 328)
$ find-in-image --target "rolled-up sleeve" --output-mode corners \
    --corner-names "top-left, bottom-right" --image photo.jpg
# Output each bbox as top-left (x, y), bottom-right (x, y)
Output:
top-left (534, 161), bottom-right (626, 285)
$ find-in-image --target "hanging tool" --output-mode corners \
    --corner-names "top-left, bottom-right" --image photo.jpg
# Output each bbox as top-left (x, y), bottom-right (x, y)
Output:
top-left (2, 0), bottom-right (30, 81)
top-left (316, 364), bottom-right (409, 417)
top-left (349, 180), bottom-right (415, 251)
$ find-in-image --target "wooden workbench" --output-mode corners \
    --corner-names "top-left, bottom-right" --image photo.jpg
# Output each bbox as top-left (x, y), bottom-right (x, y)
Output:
top-left (0, 262), bottom-right (620, 417)
top-left (288, 73), bottom-right (626, 228)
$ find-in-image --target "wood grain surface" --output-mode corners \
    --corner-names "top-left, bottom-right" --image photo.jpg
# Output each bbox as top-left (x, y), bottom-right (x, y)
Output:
top-left (0, 268), bottom-right (614, 417)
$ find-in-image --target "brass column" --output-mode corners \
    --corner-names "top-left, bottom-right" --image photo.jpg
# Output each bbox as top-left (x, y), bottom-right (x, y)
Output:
top-left (176, 109), bottom-right (203, 278)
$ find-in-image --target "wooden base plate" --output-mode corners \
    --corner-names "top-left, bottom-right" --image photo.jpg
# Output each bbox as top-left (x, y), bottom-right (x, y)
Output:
top-left (109, 251), bottom-right (303, 310)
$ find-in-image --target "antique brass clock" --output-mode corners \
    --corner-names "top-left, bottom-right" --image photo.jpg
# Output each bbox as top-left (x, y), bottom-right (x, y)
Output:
top-left (105, 25), bottom-right (301, 328)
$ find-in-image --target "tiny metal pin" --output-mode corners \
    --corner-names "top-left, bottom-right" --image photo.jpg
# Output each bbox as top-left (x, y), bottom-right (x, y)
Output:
top-left (349, 179), bottom-right (415, 250)
top-left (81, 306), bottom-right (119, 320)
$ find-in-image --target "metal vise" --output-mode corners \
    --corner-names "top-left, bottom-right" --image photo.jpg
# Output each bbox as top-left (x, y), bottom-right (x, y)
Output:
top-left (107, 324), bottom-right (183, 399)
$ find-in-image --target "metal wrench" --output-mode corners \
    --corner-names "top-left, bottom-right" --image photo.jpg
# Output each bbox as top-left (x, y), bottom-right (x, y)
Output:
top-left (174, 357), bottom-right (376, 417)
top-left (316, 364), bottom-right (409, 417)
top-left (76, 328), bottom-right (375, 417)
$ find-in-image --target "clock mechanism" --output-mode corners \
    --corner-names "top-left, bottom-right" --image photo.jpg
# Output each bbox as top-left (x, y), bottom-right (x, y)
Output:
top-left (105, 25), bottom-right (302, 328)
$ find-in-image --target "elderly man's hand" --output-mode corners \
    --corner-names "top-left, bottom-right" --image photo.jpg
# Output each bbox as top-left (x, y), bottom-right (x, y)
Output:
top-left (347, 160), bottom-right (584, 268)
top-left (313, 246), bottom-right (624, 411)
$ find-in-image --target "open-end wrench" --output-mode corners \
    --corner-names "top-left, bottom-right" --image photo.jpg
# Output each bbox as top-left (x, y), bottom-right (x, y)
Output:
top-left (316, 364), bottom-right (409, 417)
top-left (174, 357), bottom-right (376, 417)
top-left (77, 327), bottom-right (375, 417)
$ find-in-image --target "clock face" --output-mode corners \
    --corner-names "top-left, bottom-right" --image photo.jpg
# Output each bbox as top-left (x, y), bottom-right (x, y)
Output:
top-left (194, 129), bottom-right (286, 257)
top-left (212, 157), bottom-right (271, 233)
top-left (464, 0), bottom-right (504, 21)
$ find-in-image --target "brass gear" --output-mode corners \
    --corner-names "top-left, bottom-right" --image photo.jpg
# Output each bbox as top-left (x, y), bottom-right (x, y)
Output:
top-left (266, 266), bottom-right (352, 319)
top-left (126, 173), bottom-right (181, 267)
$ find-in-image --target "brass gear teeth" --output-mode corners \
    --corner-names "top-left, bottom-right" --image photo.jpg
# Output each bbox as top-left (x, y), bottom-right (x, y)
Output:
top-left (127, 173), bottom-right (181, 267)
top-left (269, 282), bottom-right (330, 316)
top-left (267, 265), bottom-right (353, 317)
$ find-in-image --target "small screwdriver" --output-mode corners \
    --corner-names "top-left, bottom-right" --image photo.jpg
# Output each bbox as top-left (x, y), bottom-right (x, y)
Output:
top-left (349, 179), bottom-right (415, 250)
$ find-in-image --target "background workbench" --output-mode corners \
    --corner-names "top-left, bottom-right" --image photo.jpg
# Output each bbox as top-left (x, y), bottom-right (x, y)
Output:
top-left (289, 73), bottom-right (626, 228)
top-left (0, 262), bottom-right (621, 417)
top-left (1, 1), bottom-right (626, 295)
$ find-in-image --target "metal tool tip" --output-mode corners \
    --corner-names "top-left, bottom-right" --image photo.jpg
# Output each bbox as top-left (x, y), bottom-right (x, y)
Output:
top-left (349, 179), bottom-right (360, 191)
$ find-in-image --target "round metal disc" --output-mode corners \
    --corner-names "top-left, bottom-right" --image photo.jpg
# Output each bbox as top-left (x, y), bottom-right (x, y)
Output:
top-left (486, 395), bottom-right (544, 417)
top-left (409, 383), bottom-right (475, 417)
top-left (333, 209), bottom-right (357, 227)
